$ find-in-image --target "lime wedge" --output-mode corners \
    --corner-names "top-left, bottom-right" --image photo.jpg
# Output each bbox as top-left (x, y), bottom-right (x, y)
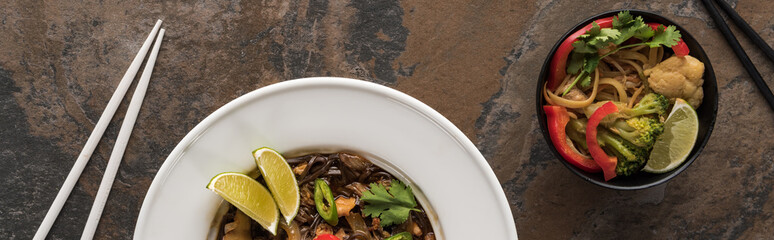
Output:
top-left (253, 147), bottom-right (300, 224)
top-left (207, 172), bottom-right (279, 234)
top-left (644, 98), bottom-right (699, 173)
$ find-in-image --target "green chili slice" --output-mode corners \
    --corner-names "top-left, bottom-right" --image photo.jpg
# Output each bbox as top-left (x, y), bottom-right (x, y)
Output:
top-left (314, 178), bottom-right (338, 225)
top-left (385, 232), bottom-right (412, 240)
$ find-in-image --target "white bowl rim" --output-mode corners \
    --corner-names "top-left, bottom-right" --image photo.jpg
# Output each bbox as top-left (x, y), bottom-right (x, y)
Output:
top-left (134, 77), bottom-right (517, 239)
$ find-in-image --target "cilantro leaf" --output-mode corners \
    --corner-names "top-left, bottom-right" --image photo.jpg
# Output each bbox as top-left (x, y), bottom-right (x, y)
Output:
top-left (571, 41), bottom-right (596, 54)
top-left (361, 180), bottom-right (418, 227)
top-left (566, 52), bottom-right (585, 74)
top-left (590, 28), bottom-right (620, 47)
top-left (583, 55), bottom-right (600, 73)
top-left (614, 20), bottom-right (646, 44)
top-left (632, 26), bottom-right (655, 41)
top-left (578, 22), bottom-right (602, 40)
top-left (578, 22), bottom-right (620, 48)
top-left (646, 25), bottom-right (681, 48)
top-left (564, 20), bottom-right (618, 95)
top-left (562, 54), bottom-right (599, 95)
top-left (563, 11), bottom-right (684, 96)
top-left (612, 11), bottom-right (650, 45)
top-left (612, 11), bottom-right (634, 29)
top-left (579, 74), bottom-right (592, 88)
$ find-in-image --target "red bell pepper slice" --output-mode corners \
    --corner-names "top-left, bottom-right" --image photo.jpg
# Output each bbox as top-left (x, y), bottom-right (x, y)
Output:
top-left (647, 23), bottom-right (690, 57)
top-left (585, 102), bottom-right (618, 181)
top-left (547, 17), bottom-right (615, 91)
top-left (543, 105), bottom-right (601, 173)
top-left (314, 234), bottom-right (341, 240)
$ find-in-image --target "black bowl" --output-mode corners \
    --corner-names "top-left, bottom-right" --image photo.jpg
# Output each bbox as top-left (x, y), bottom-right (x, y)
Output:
top-left (536, 10), bottom-right (718, 190)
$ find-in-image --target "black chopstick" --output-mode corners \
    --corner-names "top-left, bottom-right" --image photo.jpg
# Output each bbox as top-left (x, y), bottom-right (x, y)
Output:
top-left (712, 0), bottom-right (774, 64)
top-left (700, 0), bottom-right (774, 111)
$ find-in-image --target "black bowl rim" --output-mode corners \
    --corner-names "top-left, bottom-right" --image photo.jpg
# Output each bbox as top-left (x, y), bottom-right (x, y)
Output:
top-left (535, 9), bottom-right (718, 190)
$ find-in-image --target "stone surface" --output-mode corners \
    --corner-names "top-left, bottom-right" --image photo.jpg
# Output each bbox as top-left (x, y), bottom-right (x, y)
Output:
top-left (1, 0), bottom-right (773, 239)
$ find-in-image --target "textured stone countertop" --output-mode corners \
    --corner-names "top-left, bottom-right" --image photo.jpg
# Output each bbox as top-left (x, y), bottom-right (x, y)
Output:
top-left (2, 0), bottom-right (774, 239)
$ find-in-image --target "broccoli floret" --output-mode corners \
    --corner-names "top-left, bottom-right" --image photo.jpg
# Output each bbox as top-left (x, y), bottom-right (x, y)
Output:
top-left (583, 101), bottom-right (628, 120)
top-left (597, 129), bottom-right (648, 176)
top-left (622, 93), bottom-right (669, 117)
top-left (566, 118), bottom-right (649, 176)
top-left (608, 116), bottom-right (665, 147)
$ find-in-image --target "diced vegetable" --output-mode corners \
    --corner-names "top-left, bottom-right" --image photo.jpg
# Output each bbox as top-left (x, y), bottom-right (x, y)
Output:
top-left (647, 23), bottom-right (689, 57)
top-left (314, 179), bottom-right (338, 226)
top-left (313, 234), bottom-right (341, 240)
top-left (543, 105), bottom-right (601, 172)
top-left (385, 232), bottom-right (413, 240)
top-left (335, 197), bottom-right (357, 217)
top-left (570, 118), bottom-right (650, 177)
top-left (585, 102), bottom-right (619, 181)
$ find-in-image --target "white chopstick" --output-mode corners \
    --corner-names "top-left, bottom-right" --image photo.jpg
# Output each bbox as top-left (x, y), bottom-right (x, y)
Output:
top-left (79, 28), bottom-right (165, 240)
top-left (33, 19), bottom-right (162, 240)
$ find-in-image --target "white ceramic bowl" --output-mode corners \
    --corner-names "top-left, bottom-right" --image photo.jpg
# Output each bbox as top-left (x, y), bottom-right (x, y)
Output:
top-left (134, 77), bottom-right (517, 239)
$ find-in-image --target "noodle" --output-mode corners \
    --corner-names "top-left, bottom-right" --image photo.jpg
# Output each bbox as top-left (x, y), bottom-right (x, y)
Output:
top-left (554, 74), bottom-right (574, 95)
top-left (630, 45), bottom-right (647, 52)
top-left (603, 57), bottom-right (627, 77)
top-left (543, 84), bottom-right (556, 106)
top-left (616, 50), bottom-right (649, 65)
top-left (619, 59), bottom-right (644, 79)
top-left (595, 85), bottom-right (618, 101)
top-left (600, 71), bottom-right (621, 78)
top-left (599, 77), bottom-right (629, 103)
top-left (218, 152), bottom-right (435, 239)
top-left (545, 69), bottom-right (601, 108)
top-left (567, 111), bottom-right (578, 119)
top-left (648, 47), bottom-right (658, 68)
top-left (598, 61), bottom-right (612, 72)
top-left (656, 46), bottom-right (664, 63)
top-left (628, 85), bottom-right (646, 108)
top-left (595, 92), bottom-right (616, 101)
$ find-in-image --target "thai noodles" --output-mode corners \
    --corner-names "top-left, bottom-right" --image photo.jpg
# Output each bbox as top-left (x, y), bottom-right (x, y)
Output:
top-left (217, 152), bottom-right (435, 240)
top-left (543, 11), bottom-right (706, 180)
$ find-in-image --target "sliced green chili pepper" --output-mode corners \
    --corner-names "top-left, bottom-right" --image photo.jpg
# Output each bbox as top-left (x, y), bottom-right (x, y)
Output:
top-left (314, 178), bottom-right (338, 225)
top-left (385, 232), bottom-right (412, 240)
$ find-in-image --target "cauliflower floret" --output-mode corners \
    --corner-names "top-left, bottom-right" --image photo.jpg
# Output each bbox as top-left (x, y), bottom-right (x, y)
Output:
top-left (644, 55), bottom-right (705, 108)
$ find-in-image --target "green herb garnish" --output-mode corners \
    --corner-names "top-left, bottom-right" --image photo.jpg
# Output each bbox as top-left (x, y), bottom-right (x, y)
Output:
top-left (361, 180), bottom-right (419, 227)
top-left (385, 232), bottom-right (413, 240)
top-left (612, 11), bottom-right (654, 45)
top-left (562, 11), bottom-right (682, 96)
top-left (647, 25), bottom-right (681, 48)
